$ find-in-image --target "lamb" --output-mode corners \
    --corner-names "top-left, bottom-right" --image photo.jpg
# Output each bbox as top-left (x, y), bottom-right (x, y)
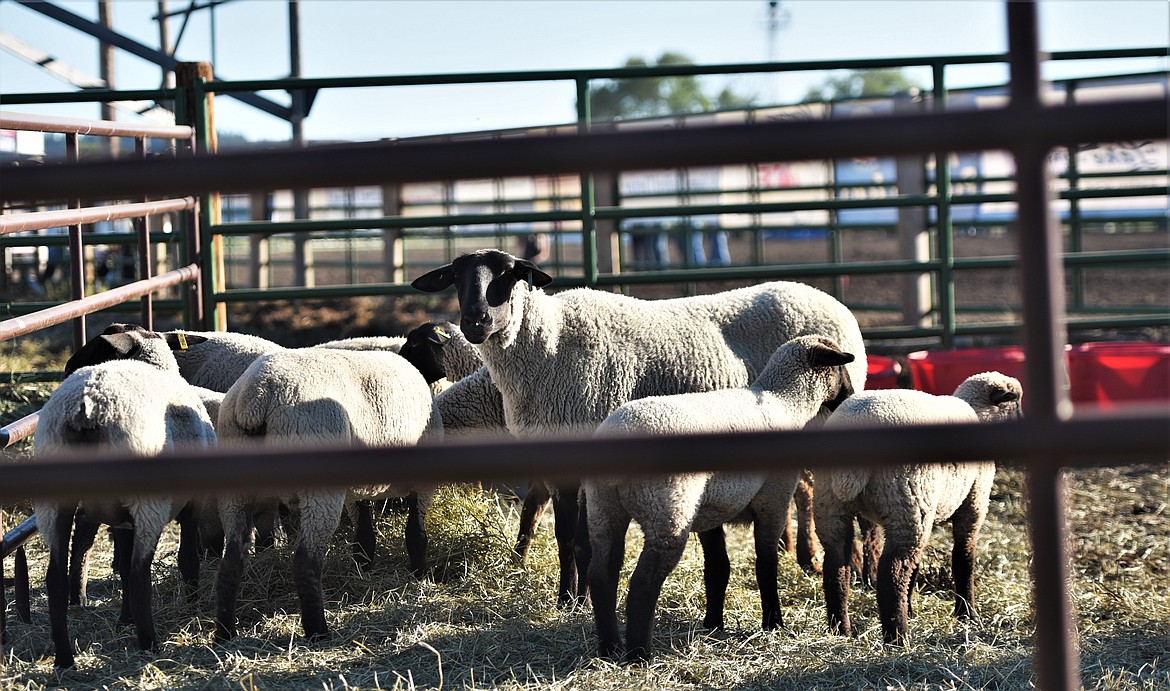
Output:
top-left (587, 335), bottom-right (857, 661)
top-left (33, 327), bottom-right (216, 668)
top-left (411, 248), bottom-right (868, 606)
top-left (815, 371), bottom-right (1023, 645)
top-left (213, 346), bottom-right (443, 642)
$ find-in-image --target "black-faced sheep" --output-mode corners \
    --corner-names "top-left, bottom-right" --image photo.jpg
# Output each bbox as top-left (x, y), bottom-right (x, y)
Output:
top-left (33, 327), bottom-right (216, 668)
top-left (412, 248), bottom-right (868, 606)
top-left (213, 346), bottom-right (442, 642)
top-left (815, 371), bottom-right (1023, 644)
top-left (586, 335), bottom-right (856, 661)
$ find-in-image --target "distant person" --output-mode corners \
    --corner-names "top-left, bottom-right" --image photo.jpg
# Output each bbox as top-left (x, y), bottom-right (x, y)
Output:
top-left (521, 232), bottom-right (549, 264)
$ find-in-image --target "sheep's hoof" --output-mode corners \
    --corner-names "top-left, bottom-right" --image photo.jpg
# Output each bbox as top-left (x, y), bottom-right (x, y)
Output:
top-left (213, 623), bottom-right (236, 643)
top-left (623, 648), bottom-right (652, 665)
top-left (53, 652), bottom-right (76, 669)
top-left (304, 627), bottom-right (330, 642)
top-left (701, 615), bottom-right (724, 630)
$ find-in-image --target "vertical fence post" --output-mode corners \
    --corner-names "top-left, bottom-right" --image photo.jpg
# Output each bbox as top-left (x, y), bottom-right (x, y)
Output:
top-left (134, 136), bottom-right (154, 329)
top-left (894, 91), bottom-right (931, 329)
top-left (575, 77), bottom-right (599, 287)
top-left (65, 132), bottom-right (85, 351)
top-left (931, 61), bottom-right (957, 348)
top-left (1007, 4), bottom-right (1080, 691)
top-left (176, 61), bottom-right (224, 330)
top-left (249, 192), bottom-right (271, 289)
top-left (381, 181), bottom-right (405, 284)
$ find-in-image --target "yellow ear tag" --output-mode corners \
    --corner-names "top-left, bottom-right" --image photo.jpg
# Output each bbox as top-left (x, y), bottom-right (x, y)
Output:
top-left (177, 332), bottom-right (189, 351)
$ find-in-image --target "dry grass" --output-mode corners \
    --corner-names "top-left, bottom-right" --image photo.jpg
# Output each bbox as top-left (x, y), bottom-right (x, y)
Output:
top-left (3, 466), bottom-right (1168, 690)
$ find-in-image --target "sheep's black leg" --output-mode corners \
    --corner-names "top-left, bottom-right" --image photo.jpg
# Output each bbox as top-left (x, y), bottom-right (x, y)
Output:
top-left (44, 504), bottom-right (78, 668)
top-left (816, 508), bottom-right (854, 637)
top-left (857, 516), bottom-right (882, 589)
top-left (198, 500), bottom-right (225, 560)
top-left (513, 482), bottom-right (549, 563)
top-left (698, 527), bottom-right (730, 630)
top-left (176, 503), bottom-right (200, 605)
top-left (573, 490), bottom-right (591, 605)
top-left (352, 500), bottom-right (376, 571)
top-left (15, 545), bottom-right (31, 623)
top-left (214, 500), bottom-right (252, 642)
top-left (550, 483), bottom-right (583, 607)
top-left (69, 511), bottom-right (101, 606)
top-left (1, 534), bottom-right (6, 646)
top-left (951, 499), bottom-right (985, 621)
top-left (793, 475), bottom-right (821, 573)
top-left (625, 537), bottom-right (688, 663)
top-left (586, 493), bottom-right (628, 661)
top-left (128, 527), bottom-right (164, 652)
top-left (404, 492), bottom-right (428, 579)
top-left (877, 526), bottom-right (925, 645)
top-left (293, 491), bottom-right (344, 640)
top-left (752, 511), bottom-right (785, 631)
top-left (112, 527), bottom-right (135, 625)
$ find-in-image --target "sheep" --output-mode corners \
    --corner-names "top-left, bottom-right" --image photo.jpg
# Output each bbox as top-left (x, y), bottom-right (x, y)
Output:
top-left (815, 371), bottom-right (1023, 645)
top-left (586, 335), bottom-right (857, 661)
top-left (213, 346), bottom-right (443, 642)
top-left (411, 248), bottom-right (868, 606)
top-left (160, 329), bottom-right (284, 393)
top-left (33, 327), bottom-right (216, 668)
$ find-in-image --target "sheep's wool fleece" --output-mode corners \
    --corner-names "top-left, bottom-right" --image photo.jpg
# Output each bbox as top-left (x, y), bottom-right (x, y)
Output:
top-left (34, 359), bottom-right (216, 534)
top-left (167, 330), bottom-right (284, 393)
top-left (481, 280), bottom-right (867, 437)
top-left (822, 389), bottom-right (983, 509)
top-left (218, 348), bottom-right (442, 498)
top-left (434, 367), bottom-right (509, 439)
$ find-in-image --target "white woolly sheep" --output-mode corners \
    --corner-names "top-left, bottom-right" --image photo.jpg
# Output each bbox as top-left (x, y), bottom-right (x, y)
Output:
top-left (412, 248), bottom-right (868, 606)
top-left (815, 371), bottom-right (1023, 645)
top-left (213, 346), bottom-right (442, 642)
top-left (34, 327), bottom-right (216, 668)
top-left (586, 335), bottom-right (857, 661)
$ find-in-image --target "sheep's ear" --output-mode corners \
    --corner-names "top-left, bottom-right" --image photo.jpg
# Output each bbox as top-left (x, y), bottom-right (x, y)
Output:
top-left (809, 343), bottom-right (855, 368)
top-left (512, 259), bottom-right (553, 287)
top-left (989, 387), bottom-right (1020, 405)
top-left (411, 264), bottom-right (458, 292)
top-left (427, 326), bottom-right (452, 345)
top-left (64, 331), bottom-right (142, 374)
top-left (164, 332), bottom-right (209, 352)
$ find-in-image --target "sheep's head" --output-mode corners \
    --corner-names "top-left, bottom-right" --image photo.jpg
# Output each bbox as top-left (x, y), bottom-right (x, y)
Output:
top-left (954, 371), bottom-right (1023, 422)
top-left (398, 321), bottom-right (455, 384)
top-left (410, 249), bottom-right (552, 345)
top-left (65, 323), bottom-right (210, 375)
top-left (804, 336), bottom-right (857, 412)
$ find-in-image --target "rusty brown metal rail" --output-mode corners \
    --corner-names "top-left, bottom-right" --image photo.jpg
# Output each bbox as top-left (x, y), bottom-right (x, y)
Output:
top-left (0, 110), bottom-right (193, 140)
top-left (0, 197), bottom-right (194, 235)
top-left (0, 264), bottom-right (199, 340)
top-left (2, 413), bottom-right (1166, 505)
top-left (0, 412), bottom-right (40, 449)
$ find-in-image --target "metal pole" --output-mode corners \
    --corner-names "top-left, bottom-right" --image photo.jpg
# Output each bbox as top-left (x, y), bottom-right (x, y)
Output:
top-left (289, 0), bottom-right (314, 287)
top-left (1007, 3), bottom-right (1080, 690)
top-left (98, 0), bottom-right (117, 158)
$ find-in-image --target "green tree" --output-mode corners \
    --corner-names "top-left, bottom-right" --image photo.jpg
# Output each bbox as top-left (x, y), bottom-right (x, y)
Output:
top-left (803, 68), bottom-right (922, 102)
top-left (586, 51), bottom-right (754, 120)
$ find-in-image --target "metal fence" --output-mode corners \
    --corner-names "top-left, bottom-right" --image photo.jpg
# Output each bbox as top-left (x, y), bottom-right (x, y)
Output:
top-left (1, 3), bottom-right (1168, 689)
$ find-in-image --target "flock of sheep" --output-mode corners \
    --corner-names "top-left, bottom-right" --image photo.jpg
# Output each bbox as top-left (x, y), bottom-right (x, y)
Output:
top-left (26, 247), bottom-right (1024, 668)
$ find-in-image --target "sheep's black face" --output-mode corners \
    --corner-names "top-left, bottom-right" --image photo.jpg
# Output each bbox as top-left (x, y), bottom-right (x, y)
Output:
top-left (410, 249), bottom-right (552, 345)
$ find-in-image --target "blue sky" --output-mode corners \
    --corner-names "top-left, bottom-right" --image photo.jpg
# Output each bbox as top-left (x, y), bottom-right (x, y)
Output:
top-left (1, 1), bottom-right (1167, 142)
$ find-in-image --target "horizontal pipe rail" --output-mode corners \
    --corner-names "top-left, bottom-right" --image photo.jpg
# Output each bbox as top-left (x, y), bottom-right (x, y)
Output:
top-left (0, 412), bottom-right (40, 449)
top-left (0, 197), bottom-right (195, 235)
top-left (1, 413), bottom-right (1165, 504)
top-left (0, 517), bottom-right (38, 560)
top-left (0, 264), bottom-right (199, 341)
top-left (3, 99), bottom-right (1165, 203)
top-left (0, 110), bottom-right (193, 140)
